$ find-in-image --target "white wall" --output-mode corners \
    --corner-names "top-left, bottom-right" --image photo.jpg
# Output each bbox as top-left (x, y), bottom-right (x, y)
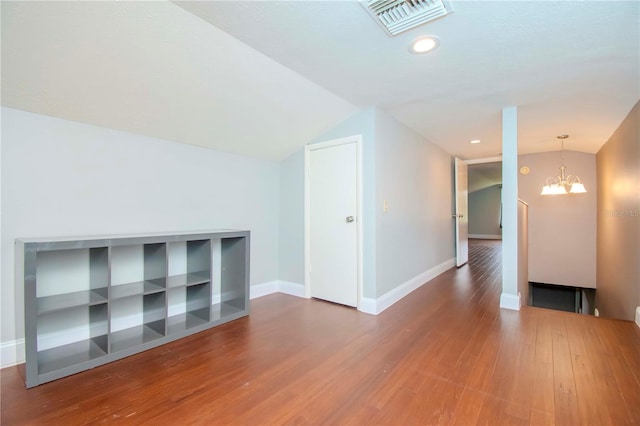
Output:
top-left (374, 109), bottom-right (454, 297)
top-left (518, 150), bottom-right (597, 288)
top-left (468, 185), bottom-right (502, 238)
top-left (501, 106), bottom-right (519, 308)
top-left (1, 107), bottom-right (280, 347)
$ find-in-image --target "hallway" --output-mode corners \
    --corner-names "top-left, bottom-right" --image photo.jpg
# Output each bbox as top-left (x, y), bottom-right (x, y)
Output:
top-left (2, 240), bottom-right (639, 425)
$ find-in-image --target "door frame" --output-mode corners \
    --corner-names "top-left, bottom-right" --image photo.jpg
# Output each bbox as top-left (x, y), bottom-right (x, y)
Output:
top-left (304, 135), bottom-right (363, 307)
top-left (454, 157), bottom-right (469, 267)
top-left (453, 156), bottom-right (502, 267)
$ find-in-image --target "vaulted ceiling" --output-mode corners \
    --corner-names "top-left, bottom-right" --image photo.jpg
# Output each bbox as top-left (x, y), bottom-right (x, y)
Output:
top-left (2, 1), bottom-right (638, 161)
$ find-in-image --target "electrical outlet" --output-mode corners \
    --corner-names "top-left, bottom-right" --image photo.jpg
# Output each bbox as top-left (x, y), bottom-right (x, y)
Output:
top-left (383, 200), bottom-right (389, 213)
top-left (594, 308), bottom-right (600, 317)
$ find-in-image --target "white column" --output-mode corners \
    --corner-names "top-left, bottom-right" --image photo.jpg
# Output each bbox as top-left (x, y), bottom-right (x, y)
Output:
top-left (500, 106), bottom-right (521, 310)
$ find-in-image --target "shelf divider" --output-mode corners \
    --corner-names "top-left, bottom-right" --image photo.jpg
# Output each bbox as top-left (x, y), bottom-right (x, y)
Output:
top-left (111, 279), bottom-right (166, 300)
top-left (37, 288), bottom-right (108, 315)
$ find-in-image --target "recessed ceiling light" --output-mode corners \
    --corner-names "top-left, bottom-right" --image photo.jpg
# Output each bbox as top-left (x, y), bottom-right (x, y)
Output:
top-left (469, 139), bottom-right (481, 144)
top-left (409, 36), bottom-right (440, 54)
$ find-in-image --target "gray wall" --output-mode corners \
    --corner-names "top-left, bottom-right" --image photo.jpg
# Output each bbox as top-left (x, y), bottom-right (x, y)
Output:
top-left (278, 148), bottom-right (305, 284)
top-left (518, 150), bottom-right (597, 288)
top-left (2, 104), bottom-right (457, 354)
top-left (374, 109), bottom-right (454, 297)
top-left (310, 108), bottom-right (454, 299)
top-left (596, 101), bottom-right (640, 321)
top-left (1, 107), bottom-right (280, 347)
top-left (468, 185), bottom-right (502, 238)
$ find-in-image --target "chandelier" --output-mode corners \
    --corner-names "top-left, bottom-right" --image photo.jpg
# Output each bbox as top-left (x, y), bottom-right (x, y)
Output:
top-left (540, 135), bottom-right (587, 195)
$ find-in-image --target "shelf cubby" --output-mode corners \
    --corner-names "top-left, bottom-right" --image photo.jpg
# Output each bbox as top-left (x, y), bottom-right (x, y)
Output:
top-left (144, 292), bottom-right (167, 325)
top-left (167, 240), bottom-right (211, 288)
top-left (110, 292), bottom-right (166, 353)
top-left (110, 323), bottom-right (165, 354)
top-left (167, 310), bottom-right (209, 334)
top-left (144, 243), bottom-right (167, 282)
top-left (36, 247), bottom-right (109, 307)
top-left (111, 243), bottom-right (167, 298)
top-left (38, 336), bottom-right (108, 375)
top-left (19, 230), bottom-right (249, 388)
top-left (167, 281), bottom-right (211, 333)
top-left (36, 303), bottom-right (108, 374)
top-left (187, 239), bottom-right (211, 274)
top-left (186, 283), bottom-right (210, 312)
top-left (210, 302), bottom-right (245, 323)
top-left (221, 237), bottom-right (248, 311)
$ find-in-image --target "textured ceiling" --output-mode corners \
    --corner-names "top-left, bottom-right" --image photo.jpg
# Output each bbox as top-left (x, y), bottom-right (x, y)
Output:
top-left (2, 1), bottom-right (639, 161)
top-left (176, 0), bottom-right (640, 159)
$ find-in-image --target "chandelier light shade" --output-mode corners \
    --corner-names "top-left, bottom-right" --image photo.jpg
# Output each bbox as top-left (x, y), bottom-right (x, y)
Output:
top-left (540, 135), bottom-right (587, 196)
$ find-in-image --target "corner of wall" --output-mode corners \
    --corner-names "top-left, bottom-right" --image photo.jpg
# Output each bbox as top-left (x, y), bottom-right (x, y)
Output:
top-left (1, 339), bottom-right (25, 368)
top-left (358, 297), bottom-right (378, 315)
top-left (360, 258), bottom-right (455, 316)
top-left (249, 280), bottom-right (305, 300)
top-left (499, 292), bottom-right (521, 311)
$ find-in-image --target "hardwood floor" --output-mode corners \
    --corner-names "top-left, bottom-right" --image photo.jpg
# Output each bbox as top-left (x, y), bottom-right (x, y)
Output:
top-left (2, 239), bottom-right (639, 425)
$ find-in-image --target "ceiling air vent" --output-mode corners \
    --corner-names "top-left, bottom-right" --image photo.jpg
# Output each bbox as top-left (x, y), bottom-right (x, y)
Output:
top-left (362, 0), bottom-right (455, 36)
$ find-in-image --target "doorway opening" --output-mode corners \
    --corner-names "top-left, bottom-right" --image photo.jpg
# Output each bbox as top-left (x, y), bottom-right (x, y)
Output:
top-left (467, 161), bottom-right (503, 244)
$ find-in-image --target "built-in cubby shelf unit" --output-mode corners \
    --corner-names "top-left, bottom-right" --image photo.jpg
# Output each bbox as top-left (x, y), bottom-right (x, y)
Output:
top-left (17, 230), bottom-right (250, 388)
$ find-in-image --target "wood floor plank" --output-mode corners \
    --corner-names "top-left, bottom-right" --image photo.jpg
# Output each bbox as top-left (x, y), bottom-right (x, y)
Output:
top-left (530, 358), bottom-right (556, 421)
top-left (3, 239), bottom-right (640, 425)
top-left (476, 393), bottom-right (531, 426)
top-left (592, 317), bottom-right (640, 425)
top-left (565, 313), bottom-right (634, 425)
top-left (448, 386), bottom-right (485, 425)
top-left (527, 309), bottom-right (556, 425)
top-left (549, 315), bottom-right (582, 426)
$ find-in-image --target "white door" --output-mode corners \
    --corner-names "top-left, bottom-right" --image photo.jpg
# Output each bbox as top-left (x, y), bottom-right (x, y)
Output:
top-left (307, 139), bottom-right (358, 307)
top-left (454, 158), bottom-right (469, 266)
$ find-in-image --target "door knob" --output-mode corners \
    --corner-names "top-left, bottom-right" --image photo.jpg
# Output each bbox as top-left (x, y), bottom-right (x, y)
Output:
top-left (458, 214), bottom-right (464, 218)
top-left (346, 216), bottom-right (355, 223)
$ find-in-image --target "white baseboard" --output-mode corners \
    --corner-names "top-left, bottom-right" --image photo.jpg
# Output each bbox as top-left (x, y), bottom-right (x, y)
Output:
top-left (278, 281), bottom-right (305, 298)
top-left (250, 280), bottom-right (305, 300)
top-left (469, 234), bottom-right (502, 240)
top-left (358, 297), bottom-right (377, 315)
top-left (250, 281), bottom-right (279, 299)
top-left (500, 292), bottom-right (521, 311)
top-left (635, 306), bottom-right (640, 328)
top-left (2, 282), bottom-right (304, 368)
top-left (358, 258), bottom-right (456, 315)
top-left (1, 338), bottom-right (25, 368)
